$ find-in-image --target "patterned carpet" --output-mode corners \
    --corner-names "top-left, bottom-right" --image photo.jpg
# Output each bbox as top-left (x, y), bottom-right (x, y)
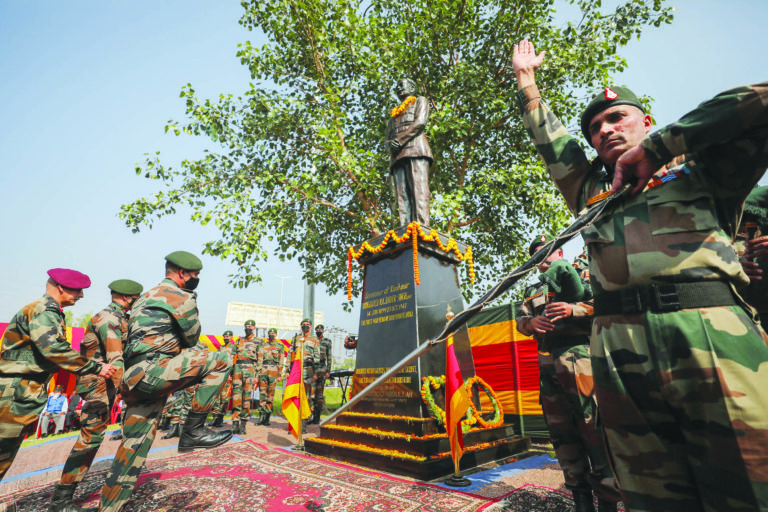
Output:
top-left (482, 484), bottom-right (581, 511)
top-left (1, 441), bottom-right (488, 511)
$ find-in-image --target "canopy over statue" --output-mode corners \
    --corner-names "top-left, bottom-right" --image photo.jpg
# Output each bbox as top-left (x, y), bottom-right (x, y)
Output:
top-left (386, 78), bottom-right (433, 227)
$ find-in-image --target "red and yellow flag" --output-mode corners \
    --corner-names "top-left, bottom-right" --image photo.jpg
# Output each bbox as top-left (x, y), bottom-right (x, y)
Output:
top-left (446, 335), bottom-right (470, 468)
top-left (282, 344), bottom-right (312, 439)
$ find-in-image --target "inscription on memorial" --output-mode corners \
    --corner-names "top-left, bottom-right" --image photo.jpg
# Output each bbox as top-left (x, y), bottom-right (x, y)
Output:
top-left (360, 282), bottom-right (414, 326)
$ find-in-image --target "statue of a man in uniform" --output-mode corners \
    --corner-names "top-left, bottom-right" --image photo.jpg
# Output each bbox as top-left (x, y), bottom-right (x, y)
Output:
top-left (385, 78), bottom-right (433, 227)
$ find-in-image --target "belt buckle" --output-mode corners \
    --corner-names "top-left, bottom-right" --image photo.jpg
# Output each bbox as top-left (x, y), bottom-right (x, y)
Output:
top-left (619, 289), bottom-right (642, 314)
top-left (653, 284), bottom-right (680, 312)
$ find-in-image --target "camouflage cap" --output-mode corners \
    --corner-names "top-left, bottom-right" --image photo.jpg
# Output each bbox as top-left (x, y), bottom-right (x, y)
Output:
top-left (223, 330), bottom-right (233, 336)
top-left (108, 279), bottom-right (143, 295)
top-left (47, 268), bottom-right (91, 289)
top-left (580, 86), bottom-right (645, 145)
top-left (244, 319), bottom-right (256, 327)
top-left (528, 233), bottom-right (554, 256)
top-left (268, 327), bottom-right (278, 334)
top-left (165, 251), bottom-right (203, 271)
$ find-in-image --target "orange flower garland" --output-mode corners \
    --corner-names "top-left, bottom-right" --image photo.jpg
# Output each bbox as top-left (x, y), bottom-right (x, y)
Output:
top-left (465, 375), bottom-right (504, 429)
top-left (347, 222), bottom-right (474, 299)
top-left (391, 96), bottom-right (416, 118)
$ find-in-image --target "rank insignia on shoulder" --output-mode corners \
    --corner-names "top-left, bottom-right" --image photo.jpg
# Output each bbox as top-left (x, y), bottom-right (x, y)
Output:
top-left (604, 87), bottom-right (618, 100)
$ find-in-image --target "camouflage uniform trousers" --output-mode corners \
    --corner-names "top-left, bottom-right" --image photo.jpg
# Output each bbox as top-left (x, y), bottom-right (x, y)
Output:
top-left (231, 363), bottom-right (255, 421)
top-left (211, 377), bottom-right (231, 415)
top-left (538, 343), bottom-right (619, 503)
top-left (312, 370), bottom-right (327, 412)
top-left (169, 386), bottom-right (195, 425)
top-left (0, 375), bottom-right (48, 481)
top-left (98, 349), bottom-right (231, 512)
top-left (59, 376), bottom-right (117, 485)
top-left (258, 365), bottom-right (280, 414)
top-left (592, 306), bottom-right (768, 512)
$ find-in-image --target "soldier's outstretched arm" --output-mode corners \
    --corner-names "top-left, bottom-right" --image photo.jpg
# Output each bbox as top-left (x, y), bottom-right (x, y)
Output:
top-left (613, 82), bottom-right (768, 195)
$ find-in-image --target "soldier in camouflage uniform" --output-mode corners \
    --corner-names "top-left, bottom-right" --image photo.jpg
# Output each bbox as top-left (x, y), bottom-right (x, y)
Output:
top-left (735, 186), bottom-right (768, 324)
top-left (230, 320), bottom-right (259, 435)
top-left (514, 40), bottom-right (768, 512)
top-left (310, 324), bottom-right (332, 424)
top-left (160, 385), bottom-right (194, 439)
top-left (289, 318), bottom-right (319, 423)
top-left (517, 235), bottom-right (619, 512)
top-left (98, 252), bottom-right (232, 512)
top-left (256, 328), bottom-right (284, 425)
top-left (51, 279), bottom-right (143, 512)
top-left (0, 269), bottom-right (117, 511)
top-left (210, 330), bottom-right (234, 427)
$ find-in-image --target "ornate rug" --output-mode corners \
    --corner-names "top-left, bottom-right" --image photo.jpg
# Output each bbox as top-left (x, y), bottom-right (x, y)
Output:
top-left (1, 441), bottom-right (488, 511)
top-left (480, 484), bottom-right (625, 512)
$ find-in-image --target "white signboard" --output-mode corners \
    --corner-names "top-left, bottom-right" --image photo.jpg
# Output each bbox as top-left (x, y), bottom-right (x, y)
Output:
top-left (225, 302), bottom-right (323, 332)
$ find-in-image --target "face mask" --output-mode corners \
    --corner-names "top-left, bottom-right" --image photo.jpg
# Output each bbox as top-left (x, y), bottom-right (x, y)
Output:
top-left (184, 276), bottom-right (200, 291)
top-left (269, 334), bottom-right (275, 341)
top-left (315, 330), bottom-right (322, 337)
top-left (245, 328), bottom-right (253, 336)
top-left (301, 325), bottom-right (310, 333)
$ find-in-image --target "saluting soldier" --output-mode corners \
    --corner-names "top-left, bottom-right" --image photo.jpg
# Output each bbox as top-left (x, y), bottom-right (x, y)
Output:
top-left (516, 235), bottom-right (619, 512)
top-left (230, 320), bottom-right (259, 435)
top-left (289, 318), bottom-right (319, 423)
top-left (51, 279), bottom-right (142, 512)
top-left (98, 251), bottom-right (232, 512)
top-left (310, 324), bottom-right (332, 424)
top-left (210, 330), bottom-right (234, 427)
top-left (513, 39), bottom-right (768, 511)
top-left (256, 328), bottom-right (284, 425)
top-left (0, 269), bottom-right (117, 491)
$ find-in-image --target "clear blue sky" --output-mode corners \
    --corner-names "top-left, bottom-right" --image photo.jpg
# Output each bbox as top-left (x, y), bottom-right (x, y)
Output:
top-left (1, 1), bottom-right (766, 334)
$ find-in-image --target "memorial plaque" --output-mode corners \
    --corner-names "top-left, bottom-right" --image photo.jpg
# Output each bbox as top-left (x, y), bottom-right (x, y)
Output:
top-left (351, 233), bottom-right (476, 416)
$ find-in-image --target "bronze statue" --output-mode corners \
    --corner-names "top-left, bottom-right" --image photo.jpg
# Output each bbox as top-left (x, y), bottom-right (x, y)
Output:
top-left (386, 78), bottom-right (432, 227)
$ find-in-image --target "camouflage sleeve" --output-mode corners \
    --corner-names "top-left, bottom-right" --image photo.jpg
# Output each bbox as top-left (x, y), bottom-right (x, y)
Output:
top-left (326, 342), bottom-right (332, 373)
top-left (515, 297), bottom-right (535, 337)
top-left (172, 296), bottom-right (201, 348)
top-left (518, 84), bottom-right (593, 214)
top-left (31, 309), bottom-right (101, 375)
top-left (642, 82), bottom-right (768, 192)
top-left (93, 312), bottom-right (125, 386)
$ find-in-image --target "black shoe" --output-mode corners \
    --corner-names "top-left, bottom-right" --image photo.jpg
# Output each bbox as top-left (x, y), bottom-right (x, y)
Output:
top-left (178, 411), bottom-right (233, 454)
top-left (572, 490), bottom-right (595, 512)
top-left (109, 432), bottom-right (122, 441)
top-left (158, 416), bottom-right (171, 431)
top-left (311, 408), bottom-right (321, 424)
top-left (211, 414), bottom-right (224, 427)
top-left (162, 423), bottom-right (181, 440)
top-left (232, 420), bottom-right (241, 435)
top-left (263, 412), bottom-right (271, 426)
top-left (596, 498), bottom-right (618, 512)
top-left (240, 419), bottom-right (248, 434)
top-left (48, 483), bottom-right (97, 512)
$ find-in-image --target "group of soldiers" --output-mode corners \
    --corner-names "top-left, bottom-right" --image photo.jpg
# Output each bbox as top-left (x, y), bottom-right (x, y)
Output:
top-left (512, 40), bottom-right (768, 512)
top-left (0, 250), bottom-right (332, 512)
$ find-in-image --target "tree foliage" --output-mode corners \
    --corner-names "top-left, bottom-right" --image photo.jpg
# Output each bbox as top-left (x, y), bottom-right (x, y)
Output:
top-left (120, 0), bottom-right (673, 305)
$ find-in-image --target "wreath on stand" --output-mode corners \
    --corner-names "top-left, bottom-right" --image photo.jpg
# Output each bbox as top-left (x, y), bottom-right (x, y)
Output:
top-left (420, 375), bottom-right (503, 432)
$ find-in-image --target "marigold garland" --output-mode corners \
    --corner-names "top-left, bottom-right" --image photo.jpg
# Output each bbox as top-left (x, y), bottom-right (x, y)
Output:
top-left (391, 95), bottom-right (416, 118)
top-left (420, 376), bottom-right (476, 433)
top-left (420, 375), bottom-right (502, 432)
top-left (347, 222), bottom-right (474, 299)
top-left (465, 375), bottom-right (504, 429)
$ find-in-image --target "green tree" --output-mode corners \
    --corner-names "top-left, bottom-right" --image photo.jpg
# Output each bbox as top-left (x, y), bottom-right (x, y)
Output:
top-left (120, 0), bottom-right (673, 304)
top-left (65, 311), bottom-right (92, 329)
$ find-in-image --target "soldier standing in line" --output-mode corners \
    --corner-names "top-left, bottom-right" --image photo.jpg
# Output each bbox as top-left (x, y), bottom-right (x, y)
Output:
top-left (210, 330), bottom-right (234, 427)
top-left (161, 386), bottom-right (194, 440)
top-left (98, 252), bottom-right (232, 512)
top-left (0, 269), bottom-right (118, 491)
top-left (230, 320), bottom-right (259, 435)
top-left (513, 40), bottom-right (768, 511)
top-left (289, 318), bottom-right (319, 426)
top-left (516, 235), bottom-right (619, 512)
top-left (310, 324), bottom-right (332, 424)
top-left (256, 328), bottom-right (284, 426)
top-left (50, 279), bottom-right (142, 512)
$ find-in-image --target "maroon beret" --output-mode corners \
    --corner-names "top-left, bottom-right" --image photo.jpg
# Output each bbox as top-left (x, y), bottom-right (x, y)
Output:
top-left (47, 268), bottom-right (91, 289)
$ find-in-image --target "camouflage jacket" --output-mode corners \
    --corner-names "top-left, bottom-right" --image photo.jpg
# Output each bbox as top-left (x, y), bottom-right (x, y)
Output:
top-left (0, 295), bottom-right (102, 378)
top-left (313, 336), bottom-right (333, 373)
top-left (519, 83), bottom-right (768, 297)
top-left (516, 260), bottom-right (593, 347)
top-left (76, 301), bottom-right (129, 392)
top-left (123, 278), bottom-right (200, 360)
top-left (290, 334), bottom-right (319, 379)
top-left (234, 334), bottom-right (260, 366)
top-left (257, 338), bottom-right (285, 372)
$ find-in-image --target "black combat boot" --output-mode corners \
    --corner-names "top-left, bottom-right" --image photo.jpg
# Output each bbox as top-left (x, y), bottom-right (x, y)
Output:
top-left (311, 408), bottom-right (322, 424)
top-left (161, 423), bottom-right (181, 439)
top-left (48, 483), bottom-right (97, 512)
top-left (254, 410), bottom-right (264, 425)
top-left (572, 489), bottom-right (595, 512)
top-left (178, 411), bottom-right (233, 453)
top-left (240, 419), bottom-right (248, 434)
top-left (231, 419), bottom-right (241, 435)
top-left (596, 498), bottom-right (618, 512)
top-left (262, 412), bottom-right (271, 426)
top-left (211, 414), bottom-right (224, 427)
top-left (158, 415), bottom-right (171, 431)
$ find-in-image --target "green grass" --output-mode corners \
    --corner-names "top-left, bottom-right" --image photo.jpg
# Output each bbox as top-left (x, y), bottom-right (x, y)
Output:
top-left (269, 386), bottom-right (344, 417)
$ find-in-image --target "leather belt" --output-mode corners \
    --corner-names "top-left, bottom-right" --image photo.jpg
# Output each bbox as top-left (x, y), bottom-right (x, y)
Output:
top-left (124, 352), bottom-right (161, 369)
top-left (594, 281), bottom-right (736, 316)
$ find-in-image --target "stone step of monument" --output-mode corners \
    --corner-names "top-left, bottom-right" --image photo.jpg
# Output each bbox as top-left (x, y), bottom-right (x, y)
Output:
top-left (318, 423), bottom-right (518, 457)
top-left (304, 433), bottom-right (531, 481)
top-left (333, 412), bottom-right (442, 436)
